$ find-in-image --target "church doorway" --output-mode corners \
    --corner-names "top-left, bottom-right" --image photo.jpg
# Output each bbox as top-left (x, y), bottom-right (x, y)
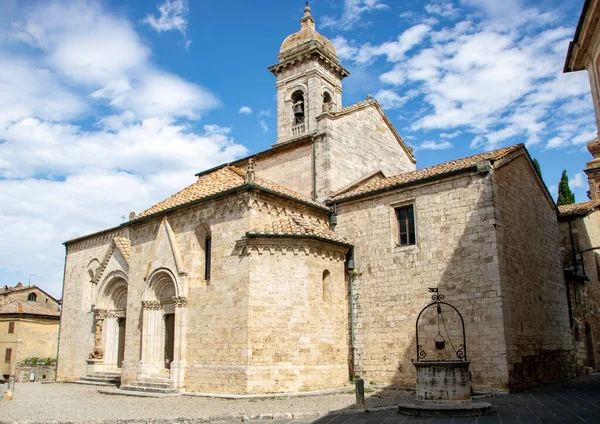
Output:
top-left (585, 323), bottom-right (595, 368)
top-left (140, 269), bottom-right (181, 377)
top-left (117, 318), bottom-right (126, 368)
top-left (164, 314), bottom-right (175, 369)
top-left (94, 275), bottom-right (128, 370)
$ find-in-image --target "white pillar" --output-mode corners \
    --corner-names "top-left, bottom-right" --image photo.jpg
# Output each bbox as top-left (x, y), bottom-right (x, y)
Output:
top-left (171, 296), bottom-right (187, 388)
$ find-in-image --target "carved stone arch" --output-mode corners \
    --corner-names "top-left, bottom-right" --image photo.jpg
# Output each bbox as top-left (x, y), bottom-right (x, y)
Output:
top-left (96, 270), bottom-right (128, 310)
top-left (287, 83), bottom-right (307, 98)
top-left (87, 258), bottom-right (101, 281)
top-left (286, 246), bottom-right (295, 255)
top-left (144, 267), bottom-right (179, 302)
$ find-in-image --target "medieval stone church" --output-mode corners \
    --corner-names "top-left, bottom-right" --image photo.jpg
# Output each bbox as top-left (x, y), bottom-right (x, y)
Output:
top-left (57, 6), bottom-right (575, 393)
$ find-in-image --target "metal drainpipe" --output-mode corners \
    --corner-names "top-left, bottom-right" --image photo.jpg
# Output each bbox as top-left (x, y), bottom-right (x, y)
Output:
top-left (568, 220), bottom-right (579, 274)
top-left (347, 246), bottom-right (356, 378)
top-left (312, 136), bottom-right (317, 200)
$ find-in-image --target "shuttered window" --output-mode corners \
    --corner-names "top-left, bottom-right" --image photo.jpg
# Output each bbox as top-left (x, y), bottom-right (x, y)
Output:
top-left (4, 348), bottom-right (12, 363)
top-left (8, 322), bottom-right (14, 334)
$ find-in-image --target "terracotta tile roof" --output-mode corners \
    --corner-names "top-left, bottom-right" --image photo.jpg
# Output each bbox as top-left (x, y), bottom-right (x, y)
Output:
top-left (332, 144), bottom-right (524, 202)
top-left (0, 302), bottom-right (60, 317)
top-left (248, 216), bottom-right (350, 245)
top-left (113, 237), bottom-right (131, 260)
top-left (558, 200), bottom-right (600, 217)
top-left (135, 166), bottom-right (328, 220)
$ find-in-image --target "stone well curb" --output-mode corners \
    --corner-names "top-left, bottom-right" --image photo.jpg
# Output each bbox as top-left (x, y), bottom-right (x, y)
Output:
top-left (0, 406), bottom-right (399, 424)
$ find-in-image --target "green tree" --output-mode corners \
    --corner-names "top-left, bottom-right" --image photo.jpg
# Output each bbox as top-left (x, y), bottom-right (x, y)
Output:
top-left (533, 158), bottom-right (542, 178)
top-left (557, 169), bottom-right (576, 206)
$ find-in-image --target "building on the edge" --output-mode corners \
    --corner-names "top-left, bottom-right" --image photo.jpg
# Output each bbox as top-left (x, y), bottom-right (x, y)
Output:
top-left (560, 0), bottom-right (600, 375)
top-left (57, 5), bottom-right (575, 393)
top-left (0, 283), bottom-right (61, 381)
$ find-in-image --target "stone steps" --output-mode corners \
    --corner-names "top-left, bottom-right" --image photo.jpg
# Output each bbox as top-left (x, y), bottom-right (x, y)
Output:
top-left (119, 376), bottom-right (180, 394)
top-left (77, 372), bottom-right (121, 386)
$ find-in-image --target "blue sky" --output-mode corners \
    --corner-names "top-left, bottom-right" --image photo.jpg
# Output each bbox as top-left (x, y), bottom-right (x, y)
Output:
top-left (0, 0), bottom-right (593, 298)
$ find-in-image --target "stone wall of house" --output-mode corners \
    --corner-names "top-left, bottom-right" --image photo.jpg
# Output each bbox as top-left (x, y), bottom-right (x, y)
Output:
top-left (58, 228), bottom-right (128, 381)
top-left (15, 363), bottom-right (57, 382)
top-left (245, 238), bottom-right (349, 393)
top-left (335, 170), bottom-right (511, 391)
top-left (559, 211), bottom-right (600, 373)
top-left (0, 286), bottom-right (58, 307)
top-left (317, 104), bottom-right (415, 200)
top-left (492, 153), bottom-right (575, 389)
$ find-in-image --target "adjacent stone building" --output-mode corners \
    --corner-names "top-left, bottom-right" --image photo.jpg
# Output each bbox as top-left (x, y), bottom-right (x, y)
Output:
top-left (57, 5), bottom-right (575, 393)
top-left (0, 283), bottom-right (61, 380)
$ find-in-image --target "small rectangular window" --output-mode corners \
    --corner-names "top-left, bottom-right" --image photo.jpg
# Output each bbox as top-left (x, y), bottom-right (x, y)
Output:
top-left (4, 348), bottom-right (11, 363)
top-left (396, 205), bottom-right (416, 246)
top-left (8, 322), bottom-right (14, 334)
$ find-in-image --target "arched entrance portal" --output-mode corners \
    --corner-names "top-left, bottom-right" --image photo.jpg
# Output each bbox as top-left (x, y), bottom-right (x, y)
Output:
top-left (140, 269), bottom-right (187, 385)
top-left (95, 275), bottom-right (128, 369)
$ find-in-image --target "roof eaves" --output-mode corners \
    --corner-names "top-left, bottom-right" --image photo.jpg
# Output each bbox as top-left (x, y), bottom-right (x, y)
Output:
top-left (245, 232), bottom-right (353, 248)
top-left (564, 0), bottom-right (591, 73)
top-left (332, 165), bottom-right (479, 205)
top-left (64, 223), bottom-right (128, 246)
top-left (248, 182), bottom-right (332, 213)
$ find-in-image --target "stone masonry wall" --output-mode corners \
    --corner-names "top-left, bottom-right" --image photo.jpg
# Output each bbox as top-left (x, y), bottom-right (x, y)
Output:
top-left (58, 228), bottom-right (128, 381)
top-left (335, 171), bottom-right (510, 391)
top-left (493, 153), bottom-right (575, 390)
top-left (317, 105), bottom-right (415, 200)
top-left (245, 239), bottom-right (349, 393)
top-left (559, 211), bottom-right (600, 373)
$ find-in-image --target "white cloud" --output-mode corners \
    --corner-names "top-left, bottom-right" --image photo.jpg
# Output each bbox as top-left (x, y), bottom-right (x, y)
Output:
top-left (143, 0), bottom-right (190, 47)
top-left (331, 36), bottom-right (358, 61)
top-left (418, 140), bottom-right (453, 150)
top-left (322, 0), bottom-right (389, 31)
top-left (259, 120), bottom-right (269, 133)
top-left (374, 89), bottom-right (407, 109)
top-left (426, 1), bottom-right (461, 19)
top-left (258, 110), bottom-right (271, 117)
top-left (239, 106), bottom-right (252, 115)
top-left (569, 172), bottom-right (585, 188)
top-left (440, 130), bottom-right (461, 139)
top-left (0, 0), bottom-right (247, 298)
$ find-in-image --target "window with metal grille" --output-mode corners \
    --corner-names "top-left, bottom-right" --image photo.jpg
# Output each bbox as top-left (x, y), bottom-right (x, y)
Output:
top-left (396, 205), bottom-right (416, 246)
top-left (5, 348), bottom-right (11, 363)
top-left (8, 322), bottom-right (14, 334)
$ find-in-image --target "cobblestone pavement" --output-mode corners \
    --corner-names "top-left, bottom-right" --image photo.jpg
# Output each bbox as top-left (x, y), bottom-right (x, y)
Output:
top-left (0, 374), bottom-right (598, 423)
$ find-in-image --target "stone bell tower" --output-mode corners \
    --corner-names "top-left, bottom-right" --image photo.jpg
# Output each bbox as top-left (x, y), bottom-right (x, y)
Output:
top-left (268, 4), bottom-right (349, 144)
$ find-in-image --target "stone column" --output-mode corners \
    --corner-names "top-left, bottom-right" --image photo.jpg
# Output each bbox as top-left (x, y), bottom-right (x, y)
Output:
top-left (140, 301), bottom-right (162, 375)
top-left (171, 296), bottom-right (187, 388)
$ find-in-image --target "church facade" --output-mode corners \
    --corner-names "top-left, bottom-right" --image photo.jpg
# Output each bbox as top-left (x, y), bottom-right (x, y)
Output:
top-left (57, 6), bottom-right (575, 393)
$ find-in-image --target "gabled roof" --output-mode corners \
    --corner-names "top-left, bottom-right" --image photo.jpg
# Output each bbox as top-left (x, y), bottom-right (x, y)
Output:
top-left (331, 144), bottom-right (524, 203)
top-left (0, 302), bottom-right (60, 318)
top-left (135, 166), bottom-right (330, 220)
top-left (113, 237), bottom-right (131, 260)
top-left (0, 284), bottom-right (60, 305)
top-left (558, 200), bottom-right (600, 218)
top-left (318, 99), bottom-right (416, 163)
top-left (247, 216), bottom-right (350, 246)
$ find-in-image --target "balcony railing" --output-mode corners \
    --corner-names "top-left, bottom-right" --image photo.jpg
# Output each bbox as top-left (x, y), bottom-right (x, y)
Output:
top-left (292, 123), bottom-right (306, 137)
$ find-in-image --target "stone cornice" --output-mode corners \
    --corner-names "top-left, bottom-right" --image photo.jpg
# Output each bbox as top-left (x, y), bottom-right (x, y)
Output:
top-left (269, 46), bottom-right (349, 80)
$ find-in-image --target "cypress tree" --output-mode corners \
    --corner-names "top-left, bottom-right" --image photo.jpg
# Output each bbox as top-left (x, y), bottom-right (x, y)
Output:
top-left (533, 158), bottom-right (542, 178)
top-left (557, 170), bottom-right (576, 206)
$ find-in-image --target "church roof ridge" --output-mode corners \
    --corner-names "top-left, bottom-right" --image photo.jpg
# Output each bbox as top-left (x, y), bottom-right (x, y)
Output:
top-left (331, 144), bottom-right (525, 203)
top-left (134, 165), bottom-right (330, 221)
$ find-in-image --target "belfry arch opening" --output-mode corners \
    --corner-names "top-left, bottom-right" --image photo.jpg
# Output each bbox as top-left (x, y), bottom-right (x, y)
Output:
top-left (291, 90), bottom-right (305, 125)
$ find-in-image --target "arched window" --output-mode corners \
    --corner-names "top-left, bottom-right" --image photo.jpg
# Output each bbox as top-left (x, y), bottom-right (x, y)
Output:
top-left (27, 293), bottom-right (37, 302)
top-left (323, 92), bottom-right (332, 112)
top-left (291, 90), bottom-right (305, 124)
top-left (322, 270), bottom-right (331, 304)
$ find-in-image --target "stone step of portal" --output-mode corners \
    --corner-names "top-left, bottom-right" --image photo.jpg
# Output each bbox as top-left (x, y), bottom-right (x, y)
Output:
top-left (77, 372), bottom-right (121, 386)
top-left (119, 382), bottom-right (180, 394)
top-left (127, 380), bottom-right (173, 389)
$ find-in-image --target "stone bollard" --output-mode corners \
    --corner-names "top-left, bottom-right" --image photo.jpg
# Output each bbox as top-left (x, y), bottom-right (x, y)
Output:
top-left (5, 376), bottom-right (15, 401)
top-left (355, 377), bottom-right (365, 409)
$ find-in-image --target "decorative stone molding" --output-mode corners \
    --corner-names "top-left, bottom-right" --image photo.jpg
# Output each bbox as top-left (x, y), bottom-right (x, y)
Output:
top-left (97, 309), bottom-right (126, 319)
top-left (142, 300), bottom-right (162, 310)
top-left (173, 296), bottom-right (188, 307)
